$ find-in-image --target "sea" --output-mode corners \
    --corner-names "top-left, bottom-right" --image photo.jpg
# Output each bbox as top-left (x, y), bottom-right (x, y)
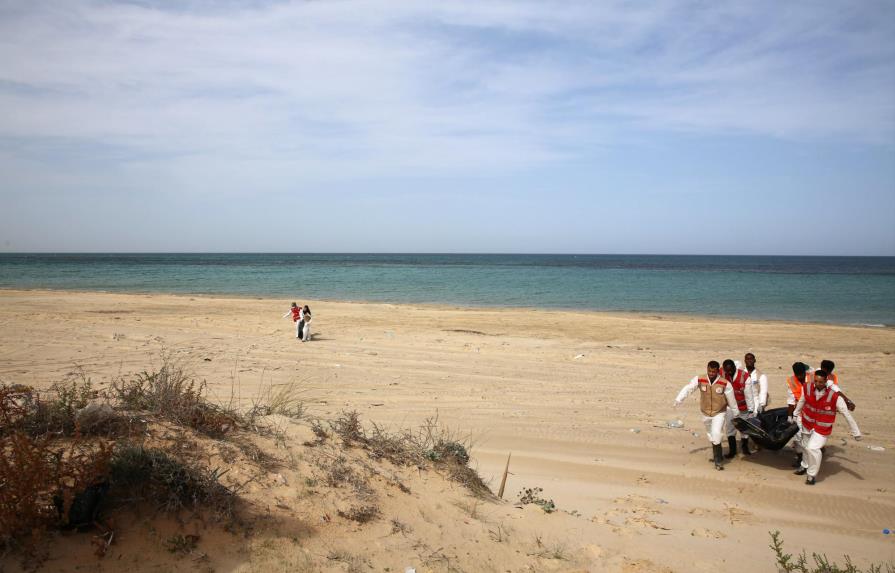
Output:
top-left (0, 254), bottom-right (893, 326)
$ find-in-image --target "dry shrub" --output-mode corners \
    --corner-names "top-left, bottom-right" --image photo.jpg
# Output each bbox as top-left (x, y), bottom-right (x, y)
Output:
top-left (110, 358), bottom-right (240, 438)
top-left (1, 374), bottom-right (102, 438)
top-left (337, 505), bottom-right (380, 524)
top-left (0, 393), bottom-right (112, 552)
top-left (330, 411), bottom-right (365, 445)
top-left (108, 444), bottom-right (234, 518)
top-left (326, 410), bottom-right (492, 497)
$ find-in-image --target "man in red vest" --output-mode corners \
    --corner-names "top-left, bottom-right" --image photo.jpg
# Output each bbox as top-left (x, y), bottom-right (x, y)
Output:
top-left (722, 359), bottom-right (753, 457)
top-left (792, 369), bottom-right (862, 485)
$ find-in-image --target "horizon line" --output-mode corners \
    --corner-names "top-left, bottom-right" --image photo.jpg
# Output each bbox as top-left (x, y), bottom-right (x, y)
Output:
top-left (2, 251), bottom-right (894, 258)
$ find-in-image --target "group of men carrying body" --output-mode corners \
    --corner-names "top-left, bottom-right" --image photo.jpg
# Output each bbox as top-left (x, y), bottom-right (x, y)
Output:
top-left (675, 354), bottom-right (862, 485)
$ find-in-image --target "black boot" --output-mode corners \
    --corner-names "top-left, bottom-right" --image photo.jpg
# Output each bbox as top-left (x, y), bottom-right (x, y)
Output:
top-left (740, 438), bottom-right (752, 456)
top-left (724, 436), bottom-right (737, 459)
top-left (792, 453), bottom-right (803, 468)
top-left (713, 444), bottom-right (724, 470)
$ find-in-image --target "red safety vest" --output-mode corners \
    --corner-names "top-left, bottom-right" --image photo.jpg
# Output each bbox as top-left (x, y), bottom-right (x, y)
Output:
top-left (729, 369), bottom-right (750, 412)
top-left (801, 387), bottom-right (840, 436)
top-left (291, 307), bottom-right (301, 322)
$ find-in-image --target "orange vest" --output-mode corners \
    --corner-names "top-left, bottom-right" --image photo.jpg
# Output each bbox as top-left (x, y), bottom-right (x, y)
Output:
top-left (787, 374), bottom-right (812, 402)
top-left (829, 373), bottom-right (839, 385)
top-left (801, 387), bottom-right (840, 436)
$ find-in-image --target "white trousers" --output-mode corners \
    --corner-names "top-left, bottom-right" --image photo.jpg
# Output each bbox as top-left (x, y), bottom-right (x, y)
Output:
top-left (702, 413), bottom-right (727, 445)
top-left (302, 320), bottom-right (311, 341)
top-left (799, 430), bottom-right (828, 478)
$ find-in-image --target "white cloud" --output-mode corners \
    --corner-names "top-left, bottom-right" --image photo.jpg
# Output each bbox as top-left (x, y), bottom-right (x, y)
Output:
top-left (0, 0), bottom-right (892, 189)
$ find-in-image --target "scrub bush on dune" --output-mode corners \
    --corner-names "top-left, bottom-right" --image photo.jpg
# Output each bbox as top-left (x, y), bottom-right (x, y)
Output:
top-left (110, 357), bottom-right (241, 438)
top-left (0, 385), bottom-right (113, 552)
top-left (327, 410), bottom-right (491, 497)
top-left (108, 444), bottom-right (234, 518)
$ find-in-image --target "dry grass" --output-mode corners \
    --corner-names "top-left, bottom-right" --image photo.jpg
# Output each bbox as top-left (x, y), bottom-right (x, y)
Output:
top-left (248, 381), bottom-right (308, 421)
top-left (326, 410), bottom-right (492, 497)
top-left (110, 356), bottom-right (241, 438)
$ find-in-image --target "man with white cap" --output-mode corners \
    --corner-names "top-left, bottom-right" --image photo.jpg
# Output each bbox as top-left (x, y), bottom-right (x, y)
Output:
top-left (674, 360), bottom-right (737, 470)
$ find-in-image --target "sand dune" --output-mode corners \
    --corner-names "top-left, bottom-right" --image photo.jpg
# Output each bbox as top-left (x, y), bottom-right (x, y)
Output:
top-left (0, 289), bottom-right (893, 571)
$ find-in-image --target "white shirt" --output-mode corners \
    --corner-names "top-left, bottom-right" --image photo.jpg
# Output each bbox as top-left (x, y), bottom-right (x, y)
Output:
top-left (734, 361), bottom-right (769, 413)
top-left (675, 375), bottom-right (737, 414)
top-left (793, 387), bottom-right (861, 437)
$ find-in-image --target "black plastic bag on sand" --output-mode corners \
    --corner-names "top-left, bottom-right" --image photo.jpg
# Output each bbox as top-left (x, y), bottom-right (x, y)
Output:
top-left (733, 407), bottom-right (799, 450)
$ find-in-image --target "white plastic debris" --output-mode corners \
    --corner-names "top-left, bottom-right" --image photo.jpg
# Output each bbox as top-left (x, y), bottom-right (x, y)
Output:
top-left (867, 445), bottom-right (885, 452)
top-left (629, 428), bottom-right (641, 433)
top-left (666, 419), bottom-right (684, 428)
top-left (405, 568), bottom-right (416, 573)
top-left (574, 354), bottom-right (585, 360)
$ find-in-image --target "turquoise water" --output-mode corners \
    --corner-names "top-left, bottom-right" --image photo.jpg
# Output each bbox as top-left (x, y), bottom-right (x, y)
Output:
top-left (0, 254), bottom-right (893, 325)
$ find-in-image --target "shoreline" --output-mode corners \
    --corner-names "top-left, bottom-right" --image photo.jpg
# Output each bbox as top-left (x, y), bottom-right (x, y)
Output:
top-left (1, 286), bottom-right (891, 330)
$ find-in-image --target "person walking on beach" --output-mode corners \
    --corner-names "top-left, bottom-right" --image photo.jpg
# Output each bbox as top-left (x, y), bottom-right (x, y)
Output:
top-left (792, 369), bottom-right (862, 485)
top-left (741, 352), bottom-right (769, 415)
top-left (299, 305), bottom-right (312, 342)
top-left (788, 361), bottom-right (861, 467)
top-left (283, 302), bottom-right (302, 339)
top-left (674, 360), bottom-right (737, 470)
top-left (722, 359), bottom-right (754, 457)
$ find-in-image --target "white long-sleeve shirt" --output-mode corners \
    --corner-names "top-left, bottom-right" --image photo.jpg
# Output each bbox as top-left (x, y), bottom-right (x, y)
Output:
top-left (675, 376), bottom-right (737, 413)
top-left (793, 388), bottom-right (861, 437)
top-left (734, 361), bottom-right (769, 413)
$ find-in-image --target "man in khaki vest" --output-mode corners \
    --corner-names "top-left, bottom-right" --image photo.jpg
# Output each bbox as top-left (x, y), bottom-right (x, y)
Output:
top-left (674, 360), bottom-right (737, 470)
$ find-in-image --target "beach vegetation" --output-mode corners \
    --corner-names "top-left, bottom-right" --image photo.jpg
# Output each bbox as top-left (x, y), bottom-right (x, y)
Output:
top-left (517, 487), bottom-right (557, 513)
top-left (109, 354), bottom-right (241, 438)
top-left (108, 444), bottom-right (234, 518)
top-left (769, 530), bottom-right (894, 573)
top-left (0, 357), bottom-right (490, 567)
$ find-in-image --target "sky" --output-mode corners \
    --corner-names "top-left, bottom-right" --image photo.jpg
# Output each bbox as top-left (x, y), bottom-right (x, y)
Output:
top-left (0, 0), bottom-right (893, 255)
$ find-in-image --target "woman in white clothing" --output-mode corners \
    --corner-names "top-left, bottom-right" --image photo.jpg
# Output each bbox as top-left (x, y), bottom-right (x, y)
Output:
top-left (300, 305), bottom-right (312, 342)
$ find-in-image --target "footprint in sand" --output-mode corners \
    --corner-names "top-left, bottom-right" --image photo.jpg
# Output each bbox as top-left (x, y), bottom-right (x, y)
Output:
top-left (723, 505), bottom-right (753, 525)
top-left (691, 528), bottom-right (726, 539)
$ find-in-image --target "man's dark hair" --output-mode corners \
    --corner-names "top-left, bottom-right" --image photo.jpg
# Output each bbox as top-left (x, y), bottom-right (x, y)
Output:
top-left (820, 359), bottom-right (835, 372)
top-left (745, 352), bottom-right (755, 360)
top-left (792, 362), bottom-right (807, 375)
top-left (815, 369), bottom-right (828, 379)
top-left (707, 360), bottom-right (720, 369)
top-left (722, 359), bottom-right (736, 369)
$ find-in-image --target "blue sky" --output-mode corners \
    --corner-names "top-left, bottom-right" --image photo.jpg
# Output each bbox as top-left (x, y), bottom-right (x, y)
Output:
top-left (1, 0), bottom-right (893, 254)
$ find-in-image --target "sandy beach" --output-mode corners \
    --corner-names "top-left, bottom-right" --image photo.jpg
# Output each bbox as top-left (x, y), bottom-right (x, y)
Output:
top-left (1, 289), bottom-right (893, 571)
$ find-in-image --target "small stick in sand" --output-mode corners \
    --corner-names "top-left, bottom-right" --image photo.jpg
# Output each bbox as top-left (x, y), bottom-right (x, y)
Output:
top-left (497, 452), bottom-right (512, 499)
